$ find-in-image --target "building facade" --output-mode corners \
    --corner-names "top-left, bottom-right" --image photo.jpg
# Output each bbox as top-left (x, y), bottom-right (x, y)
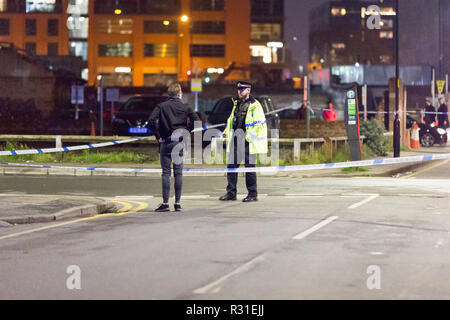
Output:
top-left (0, 0), bottom-right (254, 87)
top-left (309, 0), bottom-right (395, 69)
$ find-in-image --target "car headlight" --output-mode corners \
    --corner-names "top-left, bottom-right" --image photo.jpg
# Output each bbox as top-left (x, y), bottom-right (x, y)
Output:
top-left (437, 128), bottom-right (446, 135)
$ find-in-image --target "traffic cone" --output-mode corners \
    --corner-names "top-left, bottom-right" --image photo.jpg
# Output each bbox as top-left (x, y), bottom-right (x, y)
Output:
top-left (411, 123), bottom-right (420, 149)
top-left (405, 129), bottom-right (411, 148)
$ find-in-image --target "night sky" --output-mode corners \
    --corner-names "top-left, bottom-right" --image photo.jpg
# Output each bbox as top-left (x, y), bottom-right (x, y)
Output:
top-left (285, 0), bottom-right (442, 74)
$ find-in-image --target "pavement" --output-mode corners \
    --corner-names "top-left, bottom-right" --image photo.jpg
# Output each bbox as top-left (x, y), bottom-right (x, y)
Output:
top-left (0, 146), bottom-right (449, 226)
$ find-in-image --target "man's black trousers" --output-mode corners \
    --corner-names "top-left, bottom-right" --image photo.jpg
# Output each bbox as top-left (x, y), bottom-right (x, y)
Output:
top-left (159, 140), bottom-right (183, 203)
top-left (226, 139), bottom-right (257, 197)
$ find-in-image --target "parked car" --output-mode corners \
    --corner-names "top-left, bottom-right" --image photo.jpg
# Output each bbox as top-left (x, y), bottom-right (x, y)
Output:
top-left (204, 96), bottom-right (280, 134)
top-left (418, 122), bottom-right (448, 147)
top-left (111, 95), bottom-right (168, 136)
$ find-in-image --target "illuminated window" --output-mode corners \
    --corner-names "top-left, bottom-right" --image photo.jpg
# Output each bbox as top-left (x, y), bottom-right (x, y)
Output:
top-left (379, 19), bottom-right (393, 29)
top-left (144, 44), bottom-right (177, 58)
top-left (251, 23), bottom-right (281, 41)
top-left (250, 45), bottom-right (272, 63)
top-left (380, 31), bottom-right (393, 39)
top-left (144, 74), bottom-right (178, 87)
top-left (380, 7), bottom-right (395, 15)
top-left (98, 43), bottom-right (133, 57)
top-left (99, 73), bottom-right (133, 87)
top-left (26, 0), bottom-right (62, 13)
top-left (331, 43), bottom-right (346, 49)
top-left (70, 41), bottom-right (87, 61)
top-left (0, 0), bottom-right (5, 12)
top-left (380, 55), bottom-right (391, 63)
top-left (67, 0), bottom-right (88, 15)
top-left (97, 18), bottom-right (133, 34)
top-left (69, 17), bottom-right (89, 39)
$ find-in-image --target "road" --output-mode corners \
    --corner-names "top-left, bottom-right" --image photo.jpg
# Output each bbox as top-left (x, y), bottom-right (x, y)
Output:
top-left (1, 159), bottom-right (450, 299)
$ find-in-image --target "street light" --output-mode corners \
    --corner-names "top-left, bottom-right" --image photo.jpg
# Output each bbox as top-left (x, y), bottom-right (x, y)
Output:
top-left (393, 0), bottom-right (400, 157)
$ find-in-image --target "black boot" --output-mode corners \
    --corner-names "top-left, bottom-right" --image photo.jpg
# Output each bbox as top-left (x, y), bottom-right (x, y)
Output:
top-left (242, 195), bottom-right (258, 202)
top-left (219, 193), bottom-right (237, 201)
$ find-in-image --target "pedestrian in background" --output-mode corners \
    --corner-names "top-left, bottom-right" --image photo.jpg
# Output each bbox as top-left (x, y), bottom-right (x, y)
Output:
top-left (423, 98), bottom-right (436, 126)
top-left (148, 83), bottom-right (200, 212)
top-left (437, 97), bottom-right (449, 129)
top-left (219, 81), bottom-right (268, 202)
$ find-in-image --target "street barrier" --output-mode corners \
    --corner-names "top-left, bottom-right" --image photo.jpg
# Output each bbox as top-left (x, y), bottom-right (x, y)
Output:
top-left (1, 152), bottom-right (449, 174)
top-left (0, 137), bottom-right (145, 156)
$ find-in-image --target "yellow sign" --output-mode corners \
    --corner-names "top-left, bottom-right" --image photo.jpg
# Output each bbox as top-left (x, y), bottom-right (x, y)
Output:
top-left (191, 78), bottom-right (202, 93)
top-left (437, 80), bottom-right (446, 94)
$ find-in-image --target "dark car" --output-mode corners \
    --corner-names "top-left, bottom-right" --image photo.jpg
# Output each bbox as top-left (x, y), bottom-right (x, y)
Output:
top-left (111, 95), bottom-right (168, 136)
top-left (204, 96), bottom-right (280, 134)
top-left (418, 122), bottom-right (448, 147)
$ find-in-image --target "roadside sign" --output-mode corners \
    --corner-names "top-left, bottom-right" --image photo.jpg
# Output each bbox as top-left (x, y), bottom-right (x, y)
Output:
top-left (437, 80), bottom-right (446, 95)
top-left (71, 85), bottom-right (84, 104)
top-left (106, 88), bottom-right (120, 102)
top-left (191, 78), bottom-right (202, 93)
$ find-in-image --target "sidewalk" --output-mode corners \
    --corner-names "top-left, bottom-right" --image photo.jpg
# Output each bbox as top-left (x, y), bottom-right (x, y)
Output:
top-left (0, 195), bottom-right (114, 226)
top-left (1, 147), bottom-right (448, 226)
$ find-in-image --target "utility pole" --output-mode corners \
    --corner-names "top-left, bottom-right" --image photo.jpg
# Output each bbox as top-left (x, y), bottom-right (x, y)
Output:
top-left (393, 0), bottom-right (400, 158)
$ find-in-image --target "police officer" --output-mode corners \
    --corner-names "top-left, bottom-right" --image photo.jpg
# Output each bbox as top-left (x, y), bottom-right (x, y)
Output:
top-left (219, 81), bottom-right (268, 202)
top-left (423, 98), bottom-right (436, 126)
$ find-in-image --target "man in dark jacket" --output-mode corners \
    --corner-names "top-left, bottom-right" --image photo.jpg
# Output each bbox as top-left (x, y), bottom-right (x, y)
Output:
top-left (437, 97), bottom-right (449, 129)
top-left (148, 83), bottom-right (200, 212)
top-left (423, 98), bottom-right (436, 126)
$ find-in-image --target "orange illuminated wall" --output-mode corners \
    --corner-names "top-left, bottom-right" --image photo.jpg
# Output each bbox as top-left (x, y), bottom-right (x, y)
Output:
top-left (0, 0), bottom-right (69, 56)
top-left (88, 0), bottom-right (251, 86)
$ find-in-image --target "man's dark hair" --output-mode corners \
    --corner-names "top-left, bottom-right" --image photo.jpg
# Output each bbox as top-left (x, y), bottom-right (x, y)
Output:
top-left (168, 83), bottom-right (182, 97)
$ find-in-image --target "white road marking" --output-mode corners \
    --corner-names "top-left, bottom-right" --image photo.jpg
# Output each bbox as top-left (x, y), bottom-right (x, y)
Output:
top-left (369, 251), bottom-right (384, 255)
top-left (347, 194), bottom-right (379, 209)
top-left (193, 255), bottom-right (265, 295)
top-left (181, 195), bottom-right (211, 199)
top-left (284, 194), bottom-right (325, 197)
top-left (292, 216), bottom-right (339, 240)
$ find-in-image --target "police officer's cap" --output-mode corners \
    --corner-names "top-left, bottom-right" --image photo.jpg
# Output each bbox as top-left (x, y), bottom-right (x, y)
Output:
top-left (236, 81), bottom-right (252, 90)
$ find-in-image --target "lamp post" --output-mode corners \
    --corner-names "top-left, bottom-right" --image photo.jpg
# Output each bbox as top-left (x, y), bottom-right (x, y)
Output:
top-left (393, 0), bottom-right (400, 158)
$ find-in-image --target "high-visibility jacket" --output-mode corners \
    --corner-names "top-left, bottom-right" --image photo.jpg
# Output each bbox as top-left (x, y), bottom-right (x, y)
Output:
top-left (223, 97), bottom-right (268, 154)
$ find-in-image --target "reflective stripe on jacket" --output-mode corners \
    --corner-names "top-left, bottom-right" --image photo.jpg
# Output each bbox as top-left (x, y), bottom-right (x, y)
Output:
top-left (223, 97), bottom-right (268, 154)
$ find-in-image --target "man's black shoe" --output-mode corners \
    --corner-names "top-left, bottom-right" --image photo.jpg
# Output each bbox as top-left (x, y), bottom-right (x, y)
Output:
top-left (155, 203), bottom-right (170, 212)
top-left (242, 195), bottom-right (258, 202)
top-left (219, 194), bottom-right (237, 201)
top-left (174, 204), bottom-right (182, 212)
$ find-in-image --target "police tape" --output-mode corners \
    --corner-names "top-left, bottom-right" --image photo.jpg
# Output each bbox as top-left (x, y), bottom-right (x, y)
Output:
top-left (360, 110), bottom-right (449, 115)
top-left (0, 137), bottom-right (143, 156)
top-left (1, 153), bottom-right (450, 174)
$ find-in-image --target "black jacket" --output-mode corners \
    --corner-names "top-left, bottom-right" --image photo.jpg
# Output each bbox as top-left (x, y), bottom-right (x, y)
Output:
top-left (437, 103), bottom-right (449, 128)
top-left (424, 104), bottom-right (436, 125)
top-left (148, 96), bottom-right (200, 140)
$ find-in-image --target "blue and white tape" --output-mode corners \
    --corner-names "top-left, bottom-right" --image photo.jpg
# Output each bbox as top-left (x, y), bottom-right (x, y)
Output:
top-left (0, 138), bottom-right (143, 156)
top-left (1, 153), bottom-right (449, 174)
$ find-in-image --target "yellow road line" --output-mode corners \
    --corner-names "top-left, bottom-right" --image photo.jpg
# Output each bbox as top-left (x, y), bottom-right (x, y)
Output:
top-left (401, 159), bottom-right (450, 179)
top-left (0, 199), bottom-right (149, 241)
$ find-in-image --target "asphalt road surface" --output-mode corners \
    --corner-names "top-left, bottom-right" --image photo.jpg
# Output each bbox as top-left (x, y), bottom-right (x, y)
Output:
top-left (1, 160), bottom-right (450, 299)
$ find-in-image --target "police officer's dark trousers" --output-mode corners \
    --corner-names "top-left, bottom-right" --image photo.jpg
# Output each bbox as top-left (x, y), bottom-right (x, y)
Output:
top-left (226, 136), bottom-right (257, 197)
top-left (160, 140), bottom-right (184, 203)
